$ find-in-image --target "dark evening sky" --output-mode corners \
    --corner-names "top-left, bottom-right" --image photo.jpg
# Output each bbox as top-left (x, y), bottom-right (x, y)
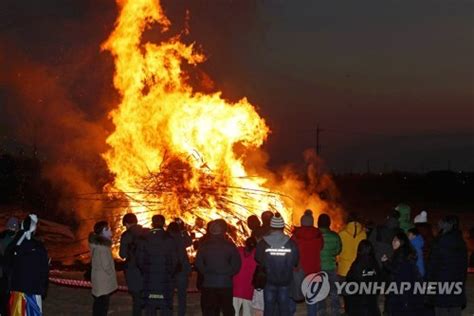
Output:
top-left (0, 0), bottom-right (473, 172)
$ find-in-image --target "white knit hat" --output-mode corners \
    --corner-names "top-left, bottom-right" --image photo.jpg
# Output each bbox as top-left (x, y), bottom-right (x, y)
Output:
top-left (270, 213), bottom-right (285, 229)
top-left (414, 211), bottom-right (428, 224)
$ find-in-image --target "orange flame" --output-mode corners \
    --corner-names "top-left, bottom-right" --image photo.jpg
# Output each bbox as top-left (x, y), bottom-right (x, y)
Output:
top-left (102, 0), bottom-right (343, 240)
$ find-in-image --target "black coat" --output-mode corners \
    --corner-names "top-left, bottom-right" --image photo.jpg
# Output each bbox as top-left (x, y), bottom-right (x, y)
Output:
top-left (8, 238), bottom-right (49, 296)
top-left (345, 257), bottom-right (381, 316)
top-left (426, 229), bottom-right (467, 308)
top-left (383, 252), bottom-right (424, 315)
top-left (138, 228), bottom-right (177, 294)
top-left (119, 224), bottom-right (148, 292)
top-left (195, 234), bottom-right (241, 288)
top-left (169, 230), bottom-right (192, 276)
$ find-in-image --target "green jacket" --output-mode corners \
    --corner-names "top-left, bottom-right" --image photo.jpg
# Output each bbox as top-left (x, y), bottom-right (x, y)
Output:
top-left (320, 227), bottom-right (342, 271)
top-left (396, 203), bottom-right (414, 232)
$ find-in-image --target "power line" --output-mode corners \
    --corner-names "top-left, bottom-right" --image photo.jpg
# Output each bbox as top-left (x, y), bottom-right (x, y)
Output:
top-left (316, 123), bottom-right (324, 156)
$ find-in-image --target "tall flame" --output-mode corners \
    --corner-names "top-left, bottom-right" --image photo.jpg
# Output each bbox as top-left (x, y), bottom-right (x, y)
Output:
top-left (101, 0), bottom-right (292, 236)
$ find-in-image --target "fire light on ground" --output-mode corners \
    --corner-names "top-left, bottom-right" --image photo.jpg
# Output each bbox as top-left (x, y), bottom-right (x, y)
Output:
top-left (101, 0), bottom-right (343, 243)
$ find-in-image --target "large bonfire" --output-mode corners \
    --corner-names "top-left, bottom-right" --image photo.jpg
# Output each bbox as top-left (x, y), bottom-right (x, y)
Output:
top-left (101, 0), bottom-right (341, 242)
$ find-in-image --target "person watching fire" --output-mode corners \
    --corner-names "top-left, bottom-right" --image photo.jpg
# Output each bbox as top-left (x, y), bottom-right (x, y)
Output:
top-left (137, 215), bottom-right (177, 316)
top-left (255, 212), bottom-right (299, 316)
top-left (196, 219), bottom-right (242, 316)
top-left (119, 213), bottom-right (148, 316)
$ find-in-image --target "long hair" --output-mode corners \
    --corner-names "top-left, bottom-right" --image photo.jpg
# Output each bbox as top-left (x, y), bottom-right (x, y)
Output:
top-left (393, 232), bottom-right (417, 261)
top-left (93, 221), bottom-right (109, 235)
top-left (355, 239), bottom-right (378, 266)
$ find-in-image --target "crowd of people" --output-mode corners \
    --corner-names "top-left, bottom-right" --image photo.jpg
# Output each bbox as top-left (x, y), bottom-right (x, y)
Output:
top-left (0, 204), bottom-right (471, 316)
top-left (87, 205), bottom-right (469, 316)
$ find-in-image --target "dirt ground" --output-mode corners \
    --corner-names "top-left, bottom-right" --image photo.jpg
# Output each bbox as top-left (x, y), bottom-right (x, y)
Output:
top-left (43, 274), bottom-right (474, 315)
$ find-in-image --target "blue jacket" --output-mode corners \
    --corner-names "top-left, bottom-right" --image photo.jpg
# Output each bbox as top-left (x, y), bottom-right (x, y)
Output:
top-left (410, 234), bottom-right (425, 277)
top-left (255, 230), bottom-right (299, 286)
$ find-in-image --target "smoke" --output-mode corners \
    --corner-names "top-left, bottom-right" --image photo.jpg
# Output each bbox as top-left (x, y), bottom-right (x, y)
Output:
top-left (0, 41), bottom-right (111, 224)
top-left (0, 0), bottom-right (345, 232)
top-left (243, 147), bottom-right (345, 229)
top-left (0, 0), bottom-right (119, 226)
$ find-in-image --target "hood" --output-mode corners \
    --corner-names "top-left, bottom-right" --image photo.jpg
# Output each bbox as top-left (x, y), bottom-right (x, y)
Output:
top-left (128, 224), bottom-right (144, 235)
top-left (395, 203), bottom-right (411, 223)
top-left (410, 234), bottom-right (424, 249)
top-left (263, 230), bottom-right (290, 248)
top-left (319, 227), bottom-right (333, 234)
top-left (385, 217), bottom-right (400, 229)
top-left (88, 233), bottom-right (112, 247)
top-left (293, 226), bottom-right (322, 241)
top-left (341, 221), bottom-right (365, 238)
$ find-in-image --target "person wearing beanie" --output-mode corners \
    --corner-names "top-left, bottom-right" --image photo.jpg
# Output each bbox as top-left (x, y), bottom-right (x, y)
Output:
top-left (0, 216), bottom-right (20, 316)
top-left (255, 213), bottom-right (299, 316)
top-left (8, 214), bottom-right (49, 316)
top-left (289, 209), bottom-right (324, 315)
top-left (413, 211), bottom-right (434, 263)
top-left (196, 218), bottom-right (241, 316)
top-left (270, 212), bottom-right (286, 229)
top-left (300, 209), bottom-right (314, 227)
top-left (317, 213), bottom-right (342, 315)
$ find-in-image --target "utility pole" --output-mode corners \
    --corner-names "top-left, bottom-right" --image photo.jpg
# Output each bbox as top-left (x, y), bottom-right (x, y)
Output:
top-left (316, 124), bottom-right (324, 156)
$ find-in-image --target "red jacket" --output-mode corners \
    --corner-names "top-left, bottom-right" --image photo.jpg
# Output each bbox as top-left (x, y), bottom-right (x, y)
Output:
top-left (292, 226), bottom-right (324, 274)
top-left (233, 247), bottom-right (257, 300)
